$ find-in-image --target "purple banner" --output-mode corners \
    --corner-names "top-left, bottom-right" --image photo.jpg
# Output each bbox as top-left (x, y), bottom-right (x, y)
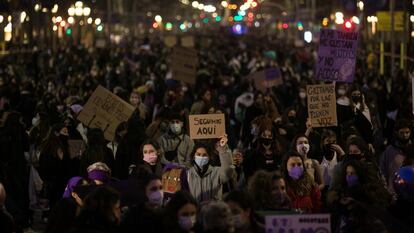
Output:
top-left (316, 29), bottom-right (358, 83)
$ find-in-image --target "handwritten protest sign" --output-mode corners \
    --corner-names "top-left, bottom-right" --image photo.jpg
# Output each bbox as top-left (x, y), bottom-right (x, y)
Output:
top-left (266, 214), bottom-right (331, 233)
top-left (307, 83), bottom-right (337, 127)
top-left (251, 68), bottom-right (283, 93)
top-left (77, 86), bottom-right (135, 141)
top-left (164, 36), bottom-right (177, 48)
top-left (171, 46), bottom-right (198, 84)
top-left (316, 29), bottom-right (358, 82)
top-left (68, 140), bottom-right (86, 159)
top-left (189, 114), bottom-right (225, 139)
top-left (181, 36), bottom-right (195, 48)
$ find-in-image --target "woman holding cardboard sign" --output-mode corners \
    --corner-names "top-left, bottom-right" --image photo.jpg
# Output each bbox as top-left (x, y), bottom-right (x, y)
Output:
top-left (187, 135), bottom-right (234, 203)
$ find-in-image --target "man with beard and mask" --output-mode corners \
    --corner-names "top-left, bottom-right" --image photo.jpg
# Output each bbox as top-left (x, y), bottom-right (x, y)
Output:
top-left (380, 119), bottom-right (412, 194)
top-left (158, 113), bottom-right (194, 167)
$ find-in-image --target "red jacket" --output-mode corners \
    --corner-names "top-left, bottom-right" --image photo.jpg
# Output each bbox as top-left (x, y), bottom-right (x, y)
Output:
top-left (287, 186), bottom-right (322, 213)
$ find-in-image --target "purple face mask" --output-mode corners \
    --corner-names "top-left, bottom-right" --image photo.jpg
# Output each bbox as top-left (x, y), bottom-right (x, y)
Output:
top-left (288, 166), bottom-right (304, 180)
top-left (63, 176), bottom-right (83, 198)
top-left (346, 175), bottom-right (359, 187)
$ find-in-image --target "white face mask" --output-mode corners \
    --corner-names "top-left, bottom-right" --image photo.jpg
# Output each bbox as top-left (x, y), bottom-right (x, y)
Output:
top-left (32, 116), bottom-right (40, 127)
top-left (337, 89), bottom-right (346, 96)
top-left (178, 215), bottom-right (196, 231)
top-left (147, 190), bottom-right (164, 206)
top-left (194, 156), bottom-right (209, 167)
top-left (296, 143), bottom-right (310, 156)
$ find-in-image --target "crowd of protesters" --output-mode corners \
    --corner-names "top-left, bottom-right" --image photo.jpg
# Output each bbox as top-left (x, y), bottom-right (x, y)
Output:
top-left (0, 32), bottom-right (414, 233)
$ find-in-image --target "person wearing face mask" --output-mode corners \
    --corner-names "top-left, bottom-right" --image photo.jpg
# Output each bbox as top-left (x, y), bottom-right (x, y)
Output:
top-left (337, 85), bottom-right (376, 149)
top-left (135, 139), bottom-right (163, 176)
top-left (187, 135), bottom-right (234, 203)
top-left (318, 131), bottom-right (345, 191)
top-left (328, 160), bottom-right (391, 233)
top-left (163, 191), bottom-right (199, 233)
top-left (224, 190), bottom-right (265, 233)
top-left (380, 119), bottom-right (412, 194)
top-left (244, 128), bottom-right (284, 181)
top-left (292, 134), bottom-right (324, 190)
top-left (158, 113), bottom-right (194, 167)
top-left (329, 136), bottom-right (387, 203)
top-left (122, 173), bottom-right (164, 233)
top-left (281, 151), bottom-right (321, 213)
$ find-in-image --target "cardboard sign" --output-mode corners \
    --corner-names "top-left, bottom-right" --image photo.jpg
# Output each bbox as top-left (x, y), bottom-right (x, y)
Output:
top-left (189, 114), bottom-right (226, 139)
top-left (171, 46), bottom-right (198, 84)
top-left (307, 83), bottom-right (337, 127)
top-left (164, 36), bottom-right (177, 48)
top-left (316, 29), bottom-right (358, 83)
top-left (266, 214), bottom-right (331, 233)
top-left (68, 140), bottom-right (86, 159)
top-left (181, 36), bottom-right (194, 48)
top-left (251, 68), bottom-right (283, 92)
top-left (77, 86), bottom-right (135, 141)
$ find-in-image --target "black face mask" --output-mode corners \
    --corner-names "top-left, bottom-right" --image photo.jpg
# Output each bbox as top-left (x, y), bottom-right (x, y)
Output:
top-left (260, 138), bottom-right (273, 147)
top-left (351, 96), bottom-right (361, 103)
top-left (347, 154), bottom-right (363, 161)
top-left (288, 116), bottom-right (296, 122)
top-left (323, 144), bottom-right (335, 161)
top-left (398, 138), bottom-right (410, 145)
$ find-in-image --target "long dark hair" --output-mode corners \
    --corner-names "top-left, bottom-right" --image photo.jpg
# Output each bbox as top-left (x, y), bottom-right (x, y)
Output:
top-left (281, 151), bottom-right (317, 196)
top-left (78, 186), bottom-right (120, 224)
top-left (164, 191), bottom-right (198, 232)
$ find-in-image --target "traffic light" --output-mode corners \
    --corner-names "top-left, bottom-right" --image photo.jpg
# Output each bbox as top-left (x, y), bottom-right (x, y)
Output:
top-left (344, 20), bottom-right (352, 30)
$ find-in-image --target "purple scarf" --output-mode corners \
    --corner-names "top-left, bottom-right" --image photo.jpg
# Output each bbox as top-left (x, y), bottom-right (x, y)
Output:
top-left (62, 176), bottom-right (83, 198)
top-left (88, 170), bottom-right (110, 183)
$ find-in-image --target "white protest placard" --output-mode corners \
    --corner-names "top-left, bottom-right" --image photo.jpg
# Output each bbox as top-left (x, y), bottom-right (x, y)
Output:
top-left (77, 85), bottom-right (135, 141)
top-left (307, 83), bottom-right (337, 127)
top-left (171, 46), bottom-right (198, 84)
top-left (189, 114), bottom-right (226, 139)
top-left (266, 214), bottom-right (331, 233)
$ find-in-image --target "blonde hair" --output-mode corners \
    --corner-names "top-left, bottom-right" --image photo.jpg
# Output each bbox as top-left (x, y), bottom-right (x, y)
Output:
top-left (87, 162), bottom-right (111, 175)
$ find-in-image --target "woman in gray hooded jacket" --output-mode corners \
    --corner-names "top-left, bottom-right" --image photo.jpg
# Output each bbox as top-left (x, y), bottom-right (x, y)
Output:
top-left (187, 135), bottom-right (234, 203)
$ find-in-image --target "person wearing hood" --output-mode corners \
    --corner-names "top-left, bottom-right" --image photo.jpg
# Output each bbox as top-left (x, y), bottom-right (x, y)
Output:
top-left (380, 119), bottom-right (412, 194)
top-left (158, 112), bottom-right (194, 167)
top-left (187, 136), bottom-right (233, 203)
